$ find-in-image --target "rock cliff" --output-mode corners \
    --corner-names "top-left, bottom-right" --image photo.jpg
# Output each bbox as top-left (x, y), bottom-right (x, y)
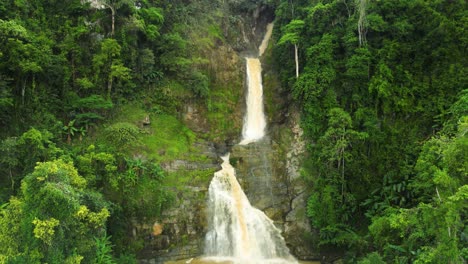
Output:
top-left (137, 3), bottom-right (318, 263)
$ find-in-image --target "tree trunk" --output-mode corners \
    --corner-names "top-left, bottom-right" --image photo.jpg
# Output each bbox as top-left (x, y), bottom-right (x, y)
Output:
top-left (342, 151), bottom-right (345, 202)
top-left (107, 75), bottom-right (113, 100)
top-left (21, 77), bottom-right (26, 105)
top-left (357, 0), bottom-right (367, 46)
top-left (71, 54), bottom-right (76, 83)
top-left (294, 44), bottom-right (299, 78)
top-left (102, 2), bottom-right (116, 37)
top-left (10, 168), bottom-right (14, 191)
top-left (290, 0), bottom-right (295, 16)
top-left (111, 7), bottom-right (115, 37)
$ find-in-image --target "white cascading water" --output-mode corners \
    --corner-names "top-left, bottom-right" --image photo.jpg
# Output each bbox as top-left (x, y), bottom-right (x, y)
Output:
top-left (239, 23), bottom-right (273, 145)
top-left (204, 23), bottom-right (298, 264)
top-left (239, 58), bottom-right (266, 145)
top-left (204, 155), bottom-right (297, 264)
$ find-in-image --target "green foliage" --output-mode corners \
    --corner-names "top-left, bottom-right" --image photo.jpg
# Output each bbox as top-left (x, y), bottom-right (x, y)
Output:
top-left (142, 114), bottom-right (196, 161)
top-left (138, 7), bottom-right (164, 40)
top-left (0, 19), bottom-right (28, 41)
top-left (293, 33), bottom-right (337, 100)
top-left (357, 252), bottom-right (385, 264)
top-left (1, 0), bottom-right (465, 262)
top-left (274, 0), bottom-right (467, 261)
top-left (360, 117), bottom-right (466, 263)
top-left (0, 198), bottom-right (25, 262)
top-left (0, 159), bottom-right (111, 263)
top-left (115, 254), bottom-right (137, 264)
top-left (278, 19), bottom-right (304, 46)
top-left (121, 163), bottom-right (173, 218)
top-left (0, 128), bottom-right (63, 201)
top-left (73, 95), bottom-right (113, 110)
top-left (306, 107), bottom-right (367, 245)
top-left (63, 119), bottom-right (78, 143)
top-left (307, 185), bottom-right (339, 228)
top-left (0, 0), bottom-right (234, 262)
top-left (104, 122), bottom-right (141, 150)
top-left (32, 217), bottom-right (60, 245)
top-left (94, 234), bottom-right (115, 264)
top-left (92, 38), bottom-right (131, 100)
top-left (75, 144), bottom-right (117, 187)
top-left (442, 89), bottom-right (468, 135)
top-left (206, 72), bottom-right (243, 140)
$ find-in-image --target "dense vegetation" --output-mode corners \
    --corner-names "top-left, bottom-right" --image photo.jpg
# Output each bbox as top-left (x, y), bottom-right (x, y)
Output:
top-left (273, 0), bottom-right (467, 262)
top-left (0, 0), bottom-right (262, 262)
top-left (0, 0), bottom-right (466, 263)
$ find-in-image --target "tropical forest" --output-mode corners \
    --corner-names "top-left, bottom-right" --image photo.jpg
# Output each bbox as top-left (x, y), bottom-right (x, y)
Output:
top-left (0, 0), bottom-right (466, 264)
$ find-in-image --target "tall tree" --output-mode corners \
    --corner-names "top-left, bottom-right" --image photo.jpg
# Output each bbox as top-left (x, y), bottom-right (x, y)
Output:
top-left (92, 38), bottom-right (130, 100)
top-left (278, 19), bottom-right (304, 78)
top-left (100, 0), bottom-right (135, 37)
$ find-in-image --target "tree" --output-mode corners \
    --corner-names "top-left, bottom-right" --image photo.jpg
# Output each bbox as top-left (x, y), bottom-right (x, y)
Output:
top-left (75, 144), bottom-right (117, 188)
top-left (278, 19), bottom-right (304, 78)
top-left (93, 39), bottom-right (130, 99)
top-left (292, 33), bottom-right (337, 101)
top-left (356, 0), bottom-right (368, 46)
top-left (0, 137), bottom-right (19, 196)
top-left (63, 119), bottom-right (78, 144)
top-left (99, 0), bottom-right (135, 37)
top-left (0, 19), bottom-right (28, 44)
top-left (0, 159), bottom-right (111, 263)
top-left (138, 7), bottom-right (164, 41)
top-left (368, 116), bottom-right (467, 263)
top-left (72, 94), bottom-right (114, 134)
top-left (319, 108), bottom-right (367, 201)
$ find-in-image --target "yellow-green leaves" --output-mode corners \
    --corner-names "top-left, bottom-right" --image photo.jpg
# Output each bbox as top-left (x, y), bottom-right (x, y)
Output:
top-left (32, 217), bottom-right (59, 245)
top-left (64, 254), bottom-right (84, 264)
top-left (75, 205), bottom-right (110, 229)
top-left (0, 19), bottom-right (28, 42)
top-left (27, 159), bottom-right (87, 190)
top-left (2, 157), bottom-right (112, 262)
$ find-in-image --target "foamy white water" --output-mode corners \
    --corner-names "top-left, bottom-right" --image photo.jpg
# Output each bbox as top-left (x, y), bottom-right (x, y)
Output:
top-left (204, 156), bottom-right (297, 264)
top-left (239, 23), bottom-right (273, 145)
top-left (239, 58), bottom-right (267, 145)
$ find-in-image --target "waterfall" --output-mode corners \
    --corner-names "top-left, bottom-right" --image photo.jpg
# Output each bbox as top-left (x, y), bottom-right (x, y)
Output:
top-left (204, 23), bottom-right (297, 264)
top-left (259, 23), bottom-right (274, 57)
top-left (239, 58), bottom-right (267, 145)
top-left (204, 155), bottom-right (297, 263)
top-left (239, 22), bottom-right (273, 145)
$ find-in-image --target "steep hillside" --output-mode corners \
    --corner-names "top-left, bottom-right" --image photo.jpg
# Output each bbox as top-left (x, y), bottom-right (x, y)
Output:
top-left (0, 0), bottom-right (466, 264)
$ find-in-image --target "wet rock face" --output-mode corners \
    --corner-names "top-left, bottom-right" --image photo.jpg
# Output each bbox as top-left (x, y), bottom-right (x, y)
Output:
top-left (230, 139), bottom-right (290, 219)
top-left (136, 115), bottom-right (318, 264)
top-left (229, 114), bottom-right (319, 260)
top-left (227, 3), bottom-right (276, 53)
top-left (135, 140), bottom-right (218, 263)
top-left (280, 114), bottom-right (319, 259)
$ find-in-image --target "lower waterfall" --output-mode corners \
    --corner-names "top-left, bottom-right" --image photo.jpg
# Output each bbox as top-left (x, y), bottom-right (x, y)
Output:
top-left (203, 23), bottom-right (298, 264)
top-left (204, 155), bottom-right (297, 264)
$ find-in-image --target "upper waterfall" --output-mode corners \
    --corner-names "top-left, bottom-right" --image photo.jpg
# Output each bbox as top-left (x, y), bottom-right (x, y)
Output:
top-left (259, 23), bottom-right (273, 57)
top-left (239, 23), bottom-right (273, 145)
top-left (239, 58), bottom-right (267, 145)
